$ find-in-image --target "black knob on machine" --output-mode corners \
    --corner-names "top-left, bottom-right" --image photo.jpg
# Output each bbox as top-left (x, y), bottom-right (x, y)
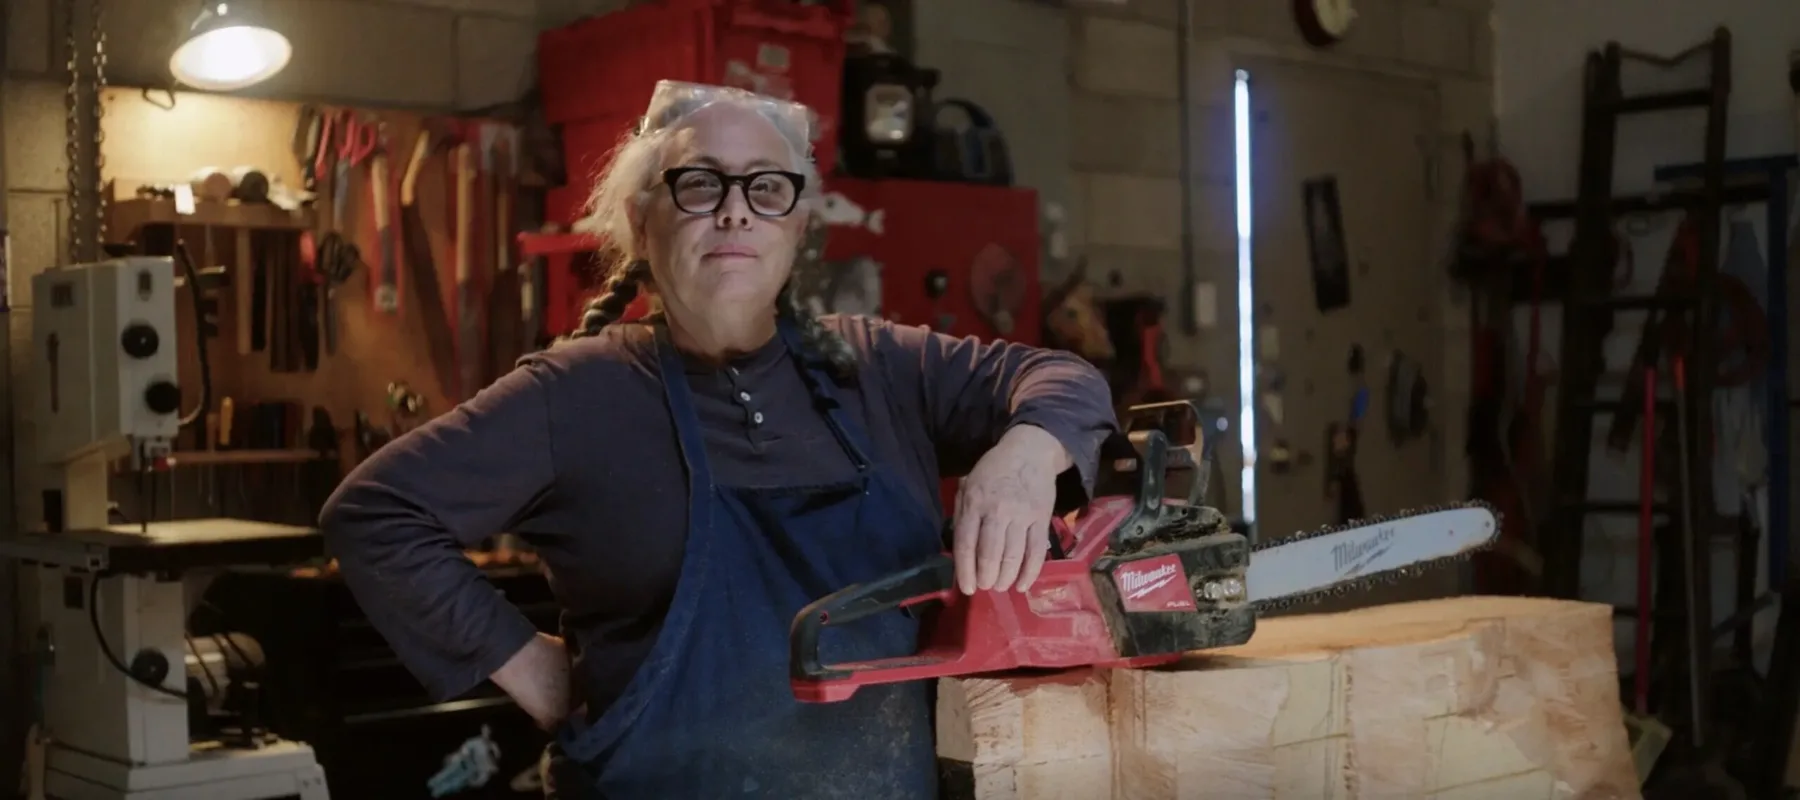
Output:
top-left (120, 324), bottom-right (160, 359)
top-left (924, 268), bottom-right (950, 299)
top-left (143, 381), bottom-right (181, 415)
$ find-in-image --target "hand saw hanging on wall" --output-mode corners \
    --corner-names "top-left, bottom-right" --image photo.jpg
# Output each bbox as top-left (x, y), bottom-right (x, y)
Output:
top-left (789, 401), bottom-right (1500, 702)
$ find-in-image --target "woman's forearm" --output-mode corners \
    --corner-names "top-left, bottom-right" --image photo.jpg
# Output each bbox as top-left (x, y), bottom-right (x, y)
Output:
top-left (1000, 423), bottom-right (1076, 474)
top-left (491, 632), bottom-right (572, 729)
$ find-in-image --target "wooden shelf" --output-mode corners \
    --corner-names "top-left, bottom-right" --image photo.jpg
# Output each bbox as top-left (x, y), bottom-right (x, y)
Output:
top-left (108, 198), bottom-right (316, 242)
top-left (164, 448), bottom-right (321, 467)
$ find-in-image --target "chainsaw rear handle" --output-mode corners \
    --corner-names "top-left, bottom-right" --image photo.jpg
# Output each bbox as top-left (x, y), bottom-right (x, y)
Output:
top-left (789, 554), bottom-right (957, 683)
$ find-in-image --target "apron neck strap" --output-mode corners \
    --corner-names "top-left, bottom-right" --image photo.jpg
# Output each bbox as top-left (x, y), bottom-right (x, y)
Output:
top-left (654, 318), bottom-right (874, 472)
top-left (776, 317), bottom-right (872, 471)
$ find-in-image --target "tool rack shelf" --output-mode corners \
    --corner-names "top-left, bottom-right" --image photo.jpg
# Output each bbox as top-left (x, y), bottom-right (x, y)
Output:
top-left (105, 197), bottom-right (316, 243)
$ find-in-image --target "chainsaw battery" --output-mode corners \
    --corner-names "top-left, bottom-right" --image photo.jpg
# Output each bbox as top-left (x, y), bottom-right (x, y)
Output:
top-left (1091, 531), bottom-right (1256, 659)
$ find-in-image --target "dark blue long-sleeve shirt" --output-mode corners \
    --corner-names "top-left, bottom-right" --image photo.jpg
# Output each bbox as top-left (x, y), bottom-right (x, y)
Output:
top-left (318, 315), bottom-right (1117, 713)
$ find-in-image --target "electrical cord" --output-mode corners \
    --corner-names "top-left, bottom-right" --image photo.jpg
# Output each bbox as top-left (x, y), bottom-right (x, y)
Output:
top-left (87, 573), bottom-right (189, 701)
top-left (193, 600), bottom-right (259, 684)
top-left (172, 241), bottom-right (212, 430)
top-left (186, 637), bottom-right (221, 700)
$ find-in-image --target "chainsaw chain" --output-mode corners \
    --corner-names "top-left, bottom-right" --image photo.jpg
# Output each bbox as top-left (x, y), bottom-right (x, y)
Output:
top-left (1244, 500), bottom-right (1503, 614)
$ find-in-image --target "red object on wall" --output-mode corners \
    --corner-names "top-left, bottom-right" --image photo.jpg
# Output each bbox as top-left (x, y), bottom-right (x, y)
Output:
top-left (821, 178), bottom-right (1041, 345)
top-left (538, 0), bottom-right (850, 180)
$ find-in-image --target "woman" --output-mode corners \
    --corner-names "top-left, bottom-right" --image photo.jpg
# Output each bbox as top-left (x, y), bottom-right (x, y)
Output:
top-left (319, 81), bottom-right (1116, 799)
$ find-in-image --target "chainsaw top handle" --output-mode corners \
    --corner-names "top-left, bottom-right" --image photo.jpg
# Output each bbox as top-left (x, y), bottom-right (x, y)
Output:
top-left (789, 554), bottom-right (956, 683)
top-left (1097, 399), bottom-right (1208, 511)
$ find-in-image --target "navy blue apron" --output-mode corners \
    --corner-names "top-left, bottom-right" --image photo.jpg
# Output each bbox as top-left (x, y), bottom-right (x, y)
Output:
top-left (548, 320), bottom-right (941, 799)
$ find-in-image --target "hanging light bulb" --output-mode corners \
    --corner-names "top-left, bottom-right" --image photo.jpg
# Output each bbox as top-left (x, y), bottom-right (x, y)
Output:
top-left (169, 2), bottom-right (292, 92)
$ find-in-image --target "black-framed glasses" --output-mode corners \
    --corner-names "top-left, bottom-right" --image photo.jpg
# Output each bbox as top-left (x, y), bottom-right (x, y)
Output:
top-left (661, 167), bottom-right (806, 217)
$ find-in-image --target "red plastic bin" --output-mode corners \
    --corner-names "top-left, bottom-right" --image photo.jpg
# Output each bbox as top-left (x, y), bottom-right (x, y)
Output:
top-left (539, 0), bottom-right (849, 177)
top-left (546, 185), bottom-right (588, 227)
top-left (560, 114), bottom-right (639, 189)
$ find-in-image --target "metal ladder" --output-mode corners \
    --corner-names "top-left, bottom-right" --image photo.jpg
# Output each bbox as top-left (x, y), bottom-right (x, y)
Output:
top-left (1533, 28), bottom-right (1733, 751)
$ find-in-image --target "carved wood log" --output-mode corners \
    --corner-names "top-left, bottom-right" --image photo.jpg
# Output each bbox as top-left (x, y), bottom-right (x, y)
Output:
top-left (937, 596), bottom-right (1638, 799)
top-left (937, 669), bottom-right (1114, 799)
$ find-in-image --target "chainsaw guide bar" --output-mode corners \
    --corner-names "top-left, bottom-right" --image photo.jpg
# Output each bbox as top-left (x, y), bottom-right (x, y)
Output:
top-left (1245, 501), bottom-right (1503, 613)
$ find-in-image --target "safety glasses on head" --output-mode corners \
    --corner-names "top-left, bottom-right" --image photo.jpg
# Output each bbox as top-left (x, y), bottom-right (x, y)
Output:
top-left (635, 81), bottom-right (821, 145)
top-left (662, 167), bottom-right (806, 217)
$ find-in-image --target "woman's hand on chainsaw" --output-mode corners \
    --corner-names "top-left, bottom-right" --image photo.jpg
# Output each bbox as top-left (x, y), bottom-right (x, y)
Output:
top-left (954, 424), bottom-right (1074, 594)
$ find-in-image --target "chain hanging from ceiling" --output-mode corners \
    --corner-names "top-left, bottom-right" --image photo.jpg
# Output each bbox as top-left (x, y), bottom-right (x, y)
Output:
top-left (62, 0), bottom-right (108, 265)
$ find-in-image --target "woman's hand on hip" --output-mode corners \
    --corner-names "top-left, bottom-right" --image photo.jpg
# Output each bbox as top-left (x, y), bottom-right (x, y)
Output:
top-left (953, 424), bottom-right (1073, 594)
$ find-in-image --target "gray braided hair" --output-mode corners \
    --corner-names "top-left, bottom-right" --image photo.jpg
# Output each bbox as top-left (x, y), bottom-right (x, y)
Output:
top-left (569, 257), bottom-right (652, 335)
top-left (561, 89), bottom-right (856, 380)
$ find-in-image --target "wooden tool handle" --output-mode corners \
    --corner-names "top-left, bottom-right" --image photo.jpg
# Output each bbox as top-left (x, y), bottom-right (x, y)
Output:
top-left (234, 229), bottom-right (252, 356)
top-left (218, 397), bottom-right (235, 446)
top-left (401, 130), bottom-right (431, 207)
top-left (371, 155), bottom-right (391, 229)
top-left (23, 725), bottom-right (46, 800)
top-left (454, 143), bottom-right (475, 284)
top-left (495, 143), bottom-right (512, 274)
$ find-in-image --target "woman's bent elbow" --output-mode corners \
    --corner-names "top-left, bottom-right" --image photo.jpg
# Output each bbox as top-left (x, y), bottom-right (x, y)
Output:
top-left (315, 484), bottom-right (403, 564)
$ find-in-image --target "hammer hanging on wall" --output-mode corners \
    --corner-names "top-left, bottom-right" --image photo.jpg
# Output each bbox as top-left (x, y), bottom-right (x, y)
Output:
top-left (236, 227), bottom-right (254, 355)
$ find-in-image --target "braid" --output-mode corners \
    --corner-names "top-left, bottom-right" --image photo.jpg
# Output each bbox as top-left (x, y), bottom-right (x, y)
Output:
top-left (565, 258), bottom-right (652, 340)
top-left (777, 280), bottom-right (858, 381)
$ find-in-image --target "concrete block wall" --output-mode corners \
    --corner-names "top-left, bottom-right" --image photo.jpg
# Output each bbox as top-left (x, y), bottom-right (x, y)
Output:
top-left (7, 0), bottom-right (556, 110)
top-left (912, 0), bottom-right (1074, 257)
top-left (1060, 0), bottom-right (1496, 511)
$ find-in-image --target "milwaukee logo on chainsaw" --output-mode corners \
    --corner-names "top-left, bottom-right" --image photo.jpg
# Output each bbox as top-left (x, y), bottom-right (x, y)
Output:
top-left (1112, 554), bottom-right (1199, 613)
top-left (1332, 526), bottom-right (1396, 577)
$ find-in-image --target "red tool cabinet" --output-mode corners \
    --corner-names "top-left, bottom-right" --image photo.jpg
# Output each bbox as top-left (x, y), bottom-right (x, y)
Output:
top-left (538, 0), bottom-right (850, 181)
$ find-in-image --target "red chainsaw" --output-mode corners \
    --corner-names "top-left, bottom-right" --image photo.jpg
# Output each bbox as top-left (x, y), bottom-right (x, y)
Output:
top-left (789, 401), bottom-right (1500, 703)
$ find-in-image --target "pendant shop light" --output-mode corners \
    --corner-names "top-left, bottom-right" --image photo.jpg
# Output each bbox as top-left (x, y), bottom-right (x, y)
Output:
top-left (169, 2), bottom-right (292, 92)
